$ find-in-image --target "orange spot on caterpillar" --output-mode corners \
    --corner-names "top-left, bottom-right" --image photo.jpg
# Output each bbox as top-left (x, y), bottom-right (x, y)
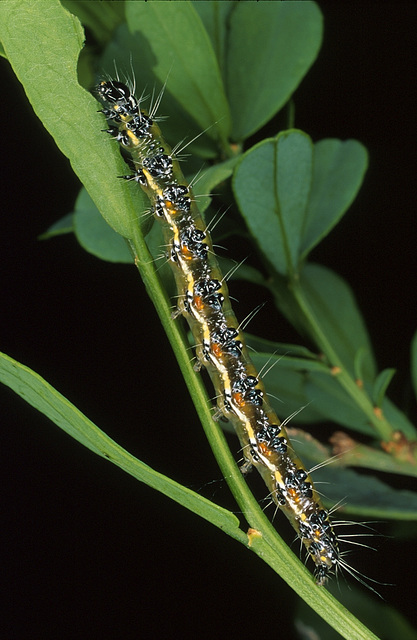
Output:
top-left (330, 366), bottom-right (342, 375)
top-left (258, 442), bottom-right (273, 457)
top-left (287, 487), bottom-right (300, 502)
top-left (356, 378), bottom-right (364, 388)
top-left (232, 392), bottom-right (245, 407)
top-left (180, 246), bottom-right (193, 260)
top-left (211, 343), bottom-right (223, 359)
top-left (193, 296), bottom-right (204, 311)
top-left (164, 200), bottom-right (177, 212)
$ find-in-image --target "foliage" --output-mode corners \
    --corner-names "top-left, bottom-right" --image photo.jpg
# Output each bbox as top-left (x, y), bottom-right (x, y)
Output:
top-left (1, 2), bottom-right (416, 638)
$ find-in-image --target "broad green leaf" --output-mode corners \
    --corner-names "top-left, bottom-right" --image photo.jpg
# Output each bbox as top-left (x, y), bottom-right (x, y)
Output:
top-left (299, 263), bottom-right (377, 380)
top-left (126, 1), bottom-right (231, 144)
top-left (0, 0), bottom-right (143, 240)
top-left (372, 368), bottom-right (396, 407)
top-left (73, 189), bottom-right (133, 263)
top-left (0, 350), bottom-right (242, 536)
top-left (233, 133), bottom-right (367, 277)
top-left (411, 330), bottom-right (417, 401)
top-left (227, 2), bottom-right (322, 140)
top-left (233, 130), bottom-right (313, 277)
top-left (300, 139), bottom-right (368, 259)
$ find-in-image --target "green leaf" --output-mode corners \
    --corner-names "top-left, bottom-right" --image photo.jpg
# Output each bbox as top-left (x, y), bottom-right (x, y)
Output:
top-left (39, 213), bottom-right (74, 239)
top-left (233, 133), bottom-right (368, 277)
top-left (372, 368), bottom-right (396, 407)
top-left (411, 329), bottom-right (417, 401)
top-left (73, 189), bottom-right (133, 263)
top-left (0, 0), bottom-right (144, 240)
top-left (0, 350), bottom-right (242, 537)
top-left (233, 130), bottom-right (313, 277)
top-left (125, 1), bottom-right (231, 144)
top-left (227, 2), bottom-right (323, 140)
top-left (299, 263), bottom-right (377, 380)
top-left (301, 139), bottom-right (368, 259)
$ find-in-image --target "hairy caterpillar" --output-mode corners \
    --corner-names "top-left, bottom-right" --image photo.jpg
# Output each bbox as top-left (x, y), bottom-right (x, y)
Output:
top-left (95, 78), bottom-right (341, 586)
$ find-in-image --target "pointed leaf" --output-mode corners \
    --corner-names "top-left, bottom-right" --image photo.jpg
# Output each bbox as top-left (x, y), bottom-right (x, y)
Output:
top-left (372, 368), bottom-right (396, 407)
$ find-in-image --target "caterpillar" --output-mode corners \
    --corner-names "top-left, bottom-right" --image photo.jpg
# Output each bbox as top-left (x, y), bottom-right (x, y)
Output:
top-left (95, 78), bottom-right (340, 586)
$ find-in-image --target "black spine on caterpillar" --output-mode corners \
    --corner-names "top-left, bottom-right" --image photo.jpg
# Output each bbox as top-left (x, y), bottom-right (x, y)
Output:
top-left (95, 79), bottom-right (340, 585)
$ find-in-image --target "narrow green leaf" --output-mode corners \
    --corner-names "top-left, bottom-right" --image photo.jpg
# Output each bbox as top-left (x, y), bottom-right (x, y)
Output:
top-left (227, 2), bottom-right (323, 140)
top-left (125, 1), bottom-right (231, 143)
top-left (233, 130), bottom-right (313, 277)
top-left (0, 0), bottom-right (144, 240)
top-left (301, 139), bottom-right (368, 259)
top-left (300, 263), bottom-right (377, 380)
top-left (73, 189), bottom-right (134, 263)
top-left (372, 368), bottom-right (396, 407)
top-left (0, 350), bottom-right (243, 537)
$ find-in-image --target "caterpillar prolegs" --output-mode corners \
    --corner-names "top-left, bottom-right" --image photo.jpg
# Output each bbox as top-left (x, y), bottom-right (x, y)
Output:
top-left (96, 78), bottom-right (340, 585)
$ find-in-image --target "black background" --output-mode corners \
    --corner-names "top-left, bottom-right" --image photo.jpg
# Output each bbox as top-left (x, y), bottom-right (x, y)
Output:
top-left (1, 4), bottom-right (417, 639)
